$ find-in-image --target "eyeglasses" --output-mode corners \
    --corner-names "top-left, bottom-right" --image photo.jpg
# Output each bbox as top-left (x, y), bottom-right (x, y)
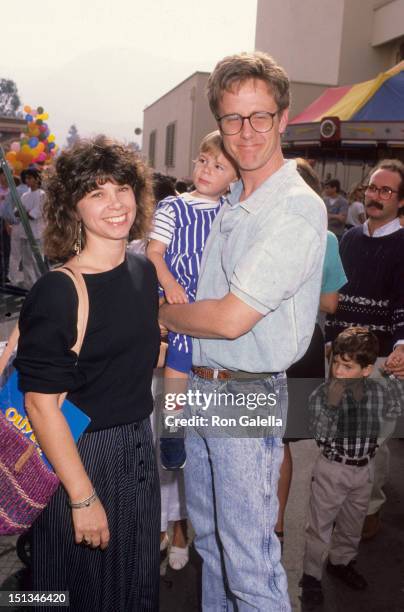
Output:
top-left (365, 184), bottom-right (399, 201)
top-left (215, 111), bottom-right (278, 135)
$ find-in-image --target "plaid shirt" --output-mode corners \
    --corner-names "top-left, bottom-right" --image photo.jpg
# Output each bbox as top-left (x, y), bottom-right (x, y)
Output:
top-left (309, 376), bottom-right (403, 460)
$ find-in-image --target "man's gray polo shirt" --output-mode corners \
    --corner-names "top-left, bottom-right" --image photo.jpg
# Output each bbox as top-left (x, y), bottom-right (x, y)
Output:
top-left (192, 160), bottom-right (327, 372)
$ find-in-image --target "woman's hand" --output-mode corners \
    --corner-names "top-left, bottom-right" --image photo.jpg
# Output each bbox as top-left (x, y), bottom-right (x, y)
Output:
top-left (72, 498), bottom-right (110, 550)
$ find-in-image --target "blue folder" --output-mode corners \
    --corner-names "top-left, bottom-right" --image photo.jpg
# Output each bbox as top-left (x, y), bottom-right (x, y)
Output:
top-left (0, 370), bottom-right (91, 471)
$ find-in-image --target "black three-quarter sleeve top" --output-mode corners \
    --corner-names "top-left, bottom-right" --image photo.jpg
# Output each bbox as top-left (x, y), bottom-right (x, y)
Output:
top-left (14, 255), bottom-right (160, 433)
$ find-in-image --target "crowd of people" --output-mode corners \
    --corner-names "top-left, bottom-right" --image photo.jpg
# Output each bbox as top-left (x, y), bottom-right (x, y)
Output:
top-left (1, 50), bottom-right (403, 611)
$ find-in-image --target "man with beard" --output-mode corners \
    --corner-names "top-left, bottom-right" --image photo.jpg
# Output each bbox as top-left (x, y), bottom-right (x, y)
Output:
top-left (325, 159), bottom-right (404, 538)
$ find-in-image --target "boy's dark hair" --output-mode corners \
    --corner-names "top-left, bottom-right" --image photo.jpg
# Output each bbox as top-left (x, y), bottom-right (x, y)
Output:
top-left (325, 178), bottom-right (340, 192)
top-left (175, 180), bottom-right (189, 194)
top-left (24, 168), bottom-right (42, 185)
top-left (333, 327), bottom-right (379, 367)
top-left (152, 172), bottom-right (176, 202)
top-left (43, 135), bottom-right (154, 262)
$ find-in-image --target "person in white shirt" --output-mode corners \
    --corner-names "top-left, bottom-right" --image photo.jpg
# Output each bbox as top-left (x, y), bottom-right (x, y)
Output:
top-left (19, 169), bottom-right (46, 289)
top-left (1, 171), bottom-right (30, 285)
top-left (346, 183), bottom-right (366, 228)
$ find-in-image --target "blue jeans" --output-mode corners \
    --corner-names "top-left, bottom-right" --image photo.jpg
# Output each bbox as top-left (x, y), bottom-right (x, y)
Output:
top-left (184, 372), bottom-right (291, 611)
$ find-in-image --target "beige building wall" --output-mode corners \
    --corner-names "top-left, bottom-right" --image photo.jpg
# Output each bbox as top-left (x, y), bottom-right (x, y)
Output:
top-left (372, 0), bottom-right (404, 46)
top-left (255, 0), bottom-right (404, 118)
top-left (142, 72), bottom-right (216, 180)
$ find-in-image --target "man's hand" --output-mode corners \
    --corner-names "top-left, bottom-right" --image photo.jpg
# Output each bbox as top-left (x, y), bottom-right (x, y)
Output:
top-left (385, 345), bottom-right (404, 379)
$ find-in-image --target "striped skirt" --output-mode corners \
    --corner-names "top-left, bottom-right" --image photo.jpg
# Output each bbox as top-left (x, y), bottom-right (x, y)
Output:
top-left (30, 418), bottom-right (160, 611)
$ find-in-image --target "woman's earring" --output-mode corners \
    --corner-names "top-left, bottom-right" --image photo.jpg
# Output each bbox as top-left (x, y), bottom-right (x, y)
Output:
top-left (74, 221), bottom-right (82, 257)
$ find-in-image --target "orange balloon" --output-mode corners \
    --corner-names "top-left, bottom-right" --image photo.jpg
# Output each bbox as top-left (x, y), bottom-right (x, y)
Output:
top-left (20, 152), bottom-right (34, 165)
top-left (6, 151), bottom-right (17, 162)
top-left (37, 142), bottom-right (45, 153)
top-left (23, 105), bottom-right (32, 113)
top-left (13, 161), bottom-right (23, 173)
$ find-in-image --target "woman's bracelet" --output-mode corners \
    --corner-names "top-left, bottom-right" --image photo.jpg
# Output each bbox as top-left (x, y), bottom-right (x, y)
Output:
top-left (68, 489), bottom-right (98, 509)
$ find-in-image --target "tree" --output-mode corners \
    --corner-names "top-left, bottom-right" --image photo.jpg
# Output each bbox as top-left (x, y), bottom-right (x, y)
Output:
top-left (66, 124), bottom-right (80, 147)
top-left (0, 79), bottom-right (21, 117)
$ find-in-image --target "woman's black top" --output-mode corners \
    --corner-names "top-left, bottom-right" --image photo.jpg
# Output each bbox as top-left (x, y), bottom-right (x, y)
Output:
top-left (14, 255), bottom-right (160, 432)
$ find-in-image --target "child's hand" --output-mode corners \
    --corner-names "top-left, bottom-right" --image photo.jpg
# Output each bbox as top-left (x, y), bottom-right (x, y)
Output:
top-left (327, 379), bottom-right (346, 407)
top-left (164, 280), bottom-right (189, 305)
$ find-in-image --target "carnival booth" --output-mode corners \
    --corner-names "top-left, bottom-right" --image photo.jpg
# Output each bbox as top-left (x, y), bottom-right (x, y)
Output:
top-left (283, 62), bottom-right (404, 187)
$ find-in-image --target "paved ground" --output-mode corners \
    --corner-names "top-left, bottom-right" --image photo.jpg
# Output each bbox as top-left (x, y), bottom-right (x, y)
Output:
top-left (1, 293), bottom-right (403, 611)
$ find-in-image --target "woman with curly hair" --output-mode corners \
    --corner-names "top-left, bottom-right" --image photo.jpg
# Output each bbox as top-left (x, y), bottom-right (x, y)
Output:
top-left (14, 136), bottom-right (161, 611)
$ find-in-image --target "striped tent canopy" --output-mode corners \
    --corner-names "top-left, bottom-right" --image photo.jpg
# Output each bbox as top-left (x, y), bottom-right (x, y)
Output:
top-left (290, 61), bottom-right (404, 124)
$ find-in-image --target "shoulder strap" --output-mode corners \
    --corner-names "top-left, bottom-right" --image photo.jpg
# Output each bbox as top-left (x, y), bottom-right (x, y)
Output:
top-left (0, 267), bottom-right (89, 378)
top-left (55, 266), bottom-right (89, 356)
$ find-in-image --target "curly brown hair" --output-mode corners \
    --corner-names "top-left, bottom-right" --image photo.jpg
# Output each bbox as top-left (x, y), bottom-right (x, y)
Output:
top-left (43, 135), bottom-right (154, 262)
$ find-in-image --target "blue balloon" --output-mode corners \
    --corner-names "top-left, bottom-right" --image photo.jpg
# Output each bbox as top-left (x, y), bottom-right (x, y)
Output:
top-left (25, 114), bottom-right (33, 122)
top-left (48, 142), bottom-right (55, 149)
top-left (29, 137), bottom-right (39, 148)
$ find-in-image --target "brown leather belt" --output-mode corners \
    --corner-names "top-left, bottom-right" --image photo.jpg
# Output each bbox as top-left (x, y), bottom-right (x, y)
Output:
top-left (191, 366), bottom-right (279, 381)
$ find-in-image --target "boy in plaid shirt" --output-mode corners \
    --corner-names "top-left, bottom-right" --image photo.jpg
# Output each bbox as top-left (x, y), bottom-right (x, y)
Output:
top-left (300, 327), bottom-right (403, 606)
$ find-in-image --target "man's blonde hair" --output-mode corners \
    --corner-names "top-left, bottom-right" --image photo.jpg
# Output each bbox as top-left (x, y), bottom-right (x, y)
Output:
top-left (207, 51), bottom-right (290, 117)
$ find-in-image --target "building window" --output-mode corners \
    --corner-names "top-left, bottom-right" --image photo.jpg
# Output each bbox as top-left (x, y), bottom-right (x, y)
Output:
top-left (149, 130), bottom-right (156, 168)
top-left (165, 122), bottom-right (176, 168)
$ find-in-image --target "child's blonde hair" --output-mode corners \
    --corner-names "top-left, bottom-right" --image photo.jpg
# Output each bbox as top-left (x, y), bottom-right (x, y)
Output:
top-left (198, 130), bottom-right (238, 175)
top-left (199, 130), bottom-right (224, 157)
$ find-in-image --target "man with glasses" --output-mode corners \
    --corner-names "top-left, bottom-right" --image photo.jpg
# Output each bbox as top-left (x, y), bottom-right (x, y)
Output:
top-left (160, 51), bottom-right (327, 611)
top-left (326, 159), bottom-right (404, 539)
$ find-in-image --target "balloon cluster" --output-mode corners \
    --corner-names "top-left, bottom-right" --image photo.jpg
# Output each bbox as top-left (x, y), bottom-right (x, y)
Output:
top-left (5, 105), bottom-right (58, 175)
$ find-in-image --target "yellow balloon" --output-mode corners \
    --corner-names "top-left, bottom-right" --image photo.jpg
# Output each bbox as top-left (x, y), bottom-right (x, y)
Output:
top-left (48, 134), bottom-right (56, 143)
top-left (42, 112), bottom-right (49, 120)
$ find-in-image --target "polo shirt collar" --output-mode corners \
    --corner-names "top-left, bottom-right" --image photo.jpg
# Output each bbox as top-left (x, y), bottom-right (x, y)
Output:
top-left (227, 159), bottom-right (297, 215)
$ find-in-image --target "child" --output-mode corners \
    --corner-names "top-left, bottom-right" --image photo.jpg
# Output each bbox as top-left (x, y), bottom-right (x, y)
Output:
top-left (147, 131), bottom-right (237, 471)
top-left (300, 327), bottom-right (402, 607)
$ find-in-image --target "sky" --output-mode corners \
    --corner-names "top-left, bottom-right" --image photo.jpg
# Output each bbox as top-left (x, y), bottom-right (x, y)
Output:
top-left (1, 1), bottom-right (257, 147)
